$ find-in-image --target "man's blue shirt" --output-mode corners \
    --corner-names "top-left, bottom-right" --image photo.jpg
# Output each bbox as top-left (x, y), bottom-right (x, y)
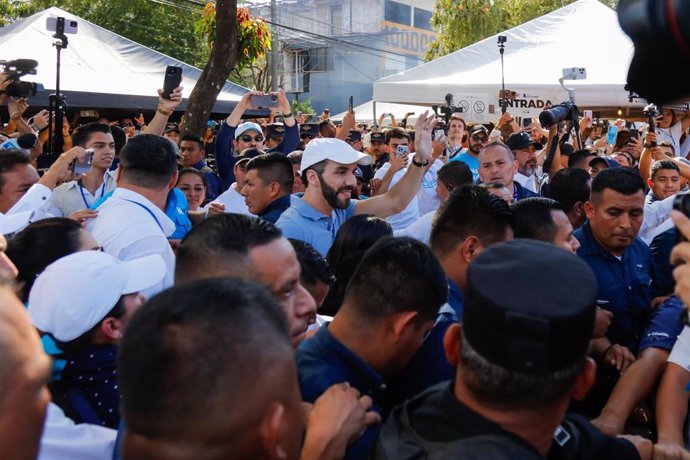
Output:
top-left (450, 152), bottom-right (479, 181)
top-left (276, 194), bottom-right (357, 256)
top-left (574, 221), bottom-right (656, 353)
top-left (297, 324), bottom-right (386, 460)
top-left (259, 194), bottom-right (291, 224)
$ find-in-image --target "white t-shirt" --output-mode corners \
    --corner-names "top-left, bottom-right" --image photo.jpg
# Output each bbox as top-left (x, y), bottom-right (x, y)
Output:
top-left (211, 183), bottom-right (253, 215)
top-left (395, 210), bottom-right (435, 245)
top-left (668, 326), bottom-right (690, 370)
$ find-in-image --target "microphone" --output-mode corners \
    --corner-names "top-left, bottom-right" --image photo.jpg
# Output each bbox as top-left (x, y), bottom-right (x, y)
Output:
top-left (0, 133), bottom-right (38, 150)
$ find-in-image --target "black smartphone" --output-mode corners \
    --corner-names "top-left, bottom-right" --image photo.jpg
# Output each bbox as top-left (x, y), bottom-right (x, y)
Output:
top-left (629, 129), bottom-right (639, 140)
top-left (251, 94), bottom-right (278, 108)
top-left (523, 117), bottom-right (533, 128)
top-left (348, 96), bottom-right (353, 113)
top-left (162, 66), bottom-right (183, 100)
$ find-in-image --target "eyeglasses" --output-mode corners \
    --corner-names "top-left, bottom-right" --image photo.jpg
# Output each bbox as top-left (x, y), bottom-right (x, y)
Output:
top-left (472, 134), bottom-right (489, 142)
top-left (240, 135), bottom-right (263, 142)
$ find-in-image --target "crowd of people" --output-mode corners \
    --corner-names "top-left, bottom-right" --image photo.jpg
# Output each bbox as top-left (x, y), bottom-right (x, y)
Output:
top-left (2, 68), bottom-right (690, 459)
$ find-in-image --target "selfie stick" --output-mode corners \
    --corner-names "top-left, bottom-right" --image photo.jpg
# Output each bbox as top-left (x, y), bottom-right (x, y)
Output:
top-left (498, 36), bottom-right (507, 114)
top-left (48, 17), bottom-right (69, 157)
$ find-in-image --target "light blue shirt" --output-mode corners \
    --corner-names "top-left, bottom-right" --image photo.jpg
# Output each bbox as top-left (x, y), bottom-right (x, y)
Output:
top-left (450, 152), bottom-right (480, 181)
top-left (276, 194), bottom-right (357, 256)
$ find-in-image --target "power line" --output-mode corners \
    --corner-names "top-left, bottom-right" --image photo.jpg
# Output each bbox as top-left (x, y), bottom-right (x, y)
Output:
top-left (333, 49), bottom-right (377, 81)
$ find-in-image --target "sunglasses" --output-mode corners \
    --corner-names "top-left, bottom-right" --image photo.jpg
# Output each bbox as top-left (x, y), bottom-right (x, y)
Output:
top-left (472, 134), bottom-right (489, 142)
top-left (300, 134), bottom-right (315, 139)
top-left (240, 135), bottom-right (263, 142)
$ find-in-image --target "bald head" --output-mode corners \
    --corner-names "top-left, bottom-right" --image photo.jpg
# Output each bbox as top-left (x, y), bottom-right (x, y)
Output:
top-left (119, 278), bottom-right (304, 460)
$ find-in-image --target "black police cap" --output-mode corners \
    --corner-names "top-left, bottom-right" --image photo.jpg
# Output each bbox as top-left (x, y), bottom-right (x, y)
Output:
top-left (300, 123), bottom-right (320, 137)
top-left (464, 239), bottom-right (597, 375)
top-left (266, 123), bottom-right (286, 139)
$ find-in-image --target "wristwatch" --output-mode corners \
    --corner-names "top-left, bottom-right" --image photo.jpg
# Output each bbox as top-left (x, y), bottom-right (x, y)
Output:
top-left (411, 157), bottom-right (429, 167)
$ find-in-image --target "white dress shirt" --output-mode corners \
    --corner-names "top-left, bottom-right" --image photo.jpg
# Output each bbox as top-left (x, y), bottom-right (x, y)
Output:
top-left (86, 188), bottom-right (175, 298)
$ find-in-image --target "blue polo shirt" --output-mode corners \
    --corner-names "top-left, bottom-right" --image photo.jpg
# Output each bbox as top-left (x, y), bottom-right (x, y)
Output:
top-left (276, 194), bottom-right (357, 256)
top-left (574, 221), bottom-right (657, 354)
top-left (258, 194), bottom-right (291, 224)
top-left (450, 152), bottom-right (479, 181)
top-left (297, 324), bottom-right (386, 460)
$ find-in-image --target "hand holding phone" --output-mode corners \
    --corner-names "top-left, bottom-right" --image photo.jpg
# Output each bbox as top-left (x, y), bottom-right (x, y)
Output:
top-left (348, 96), bottom-right (353, 114)
top-left (71, 149), bottom-right (94, 175)
top-left (162, 66), bottom-right (183, 100)
top-left (396, 145), bottom-right (409, 157)
top-left (250, 94), bottom-right (279, 108)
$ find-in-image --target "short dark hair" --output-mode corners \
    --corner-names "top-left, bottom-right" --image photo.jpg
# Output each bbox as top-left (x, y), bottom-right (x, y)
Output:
top-left (385, 127), bottom-right (410, 145)
top-left (322, 215), bottom-right (392, 316)
top-left (289, 239), bottom-right (335, 287)
top-left (119, 278), bottom-right (292, 439)
top-left (71, 123), bottom-right (112, 147)
top-left (343, 236), bottom-right (447, 324)
top-left (0, 149), bottom-right (31, 191)
top-left (6, 218), bottom-right (83, 301)
top-left (119, 134), bottom-right (178, 188)
top-left (300, 159), bottom-right (326, 189)
top-left (431, 185), bottom-right (513, 258)
top-left (175, 214), bottom-right (282, 284)
top-left (658, 141), bottom-right (675, 155)
top-left (246, 152), bottom-right (294, 195)
top-left (547, 168), bottom-right (591, 214)
top-left (591, 167), bottom-right (645, 197)
top-left (568, 149), bottom-right (594, 169)
top-left (437, 161), bottom-right (473, 193)
top-left (650, 160), bottom-right (680, 180)
top-left (54, 297), bottom-right (126, 355)
top-left (179, 135), bottom-right (204, 148)
top-left (287, 150), bottom-right (303, 165)
top-left (511, 197), bottom-right (564, 243)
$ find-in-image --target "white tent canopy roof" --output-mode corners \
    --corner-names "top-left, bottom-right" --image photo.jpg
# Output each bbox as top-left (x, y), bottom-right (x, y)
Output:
top-left (0, 7), bottom-right (249, 112)
top-left (331, 100), bottom-right (433, 123)
top-left (373, 0), bottom-right (639, 123)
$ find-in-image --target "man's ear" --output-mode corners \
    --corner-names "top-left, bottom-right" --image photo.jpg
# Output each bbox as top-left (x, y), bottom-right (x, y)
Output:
top-left (571, 357), bottom-right (596, 401)
top-left (259, 402), bottom-right (289, 460)
top-left (443, 323), bottom-right (462, 366)
top-left (116, 165), bottom-right (123, 183)
top-left (584, 201), bottom-right (595, 220)
top-left (99, 317), bottom-right (124, 342)
top-left (305, 169), bottom-right (320, 188)
top-left (460, 236), bottom-right (483, 264)
top-left (647, 178), bottom-right (654, 189)
top-left (390, 311), bottom-right (419, 343)
top-left (168, 169), bottom-right (179, 191)
top-left (269, 181), bottom-right (282, 199)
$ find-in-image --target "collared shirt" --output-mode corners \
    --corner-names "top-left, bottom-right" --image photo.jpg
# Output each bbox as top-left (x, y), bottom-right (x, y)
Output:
top-left (47, 170), bottom-right (118, 217)
top-left (514, 171), bottom-right (540, 194)
top-left (86, 188), bottom-right (175, 299)
top-left (297, 323), bottom-right (386, 460)
top-left (276, 193), bottom-right (357, 256)
top-left (211, 183), bottom-right (253, 216)
top-left (513, 181), bottom-right (540, 200)
top-left (574, 221), bottom-right (656, 353)
top-left (258, 194), bottom-right (291, 223)
top-left (644, 189), bottom-right (657, 205)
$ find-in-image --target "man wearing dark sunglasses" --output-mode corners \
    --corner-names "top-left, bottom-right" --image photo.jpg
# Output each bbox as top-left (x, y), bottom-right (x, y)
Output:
top-left (449, 125), bottom-right (489, 182)
top-left (214, 90), bottom-right (300, 192)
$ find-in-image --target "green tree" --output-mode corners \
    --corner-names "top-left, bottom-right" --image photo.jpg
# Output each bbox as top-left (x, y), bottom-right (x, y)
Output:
top-left (8, 0), bottom-right (205, 66)
top-left (425, 0), bottom-right (618, 62)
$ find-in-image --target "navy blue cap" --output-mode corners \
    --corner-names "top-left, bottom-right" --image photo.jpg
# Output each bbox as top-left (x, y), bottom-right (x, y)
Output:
top-left (506, 132), bottom-right (543, 151)
top-left (370, 132), bottom-right (385, 143)
top-left (464, 239), bottom-right (597, 374)
top-left (300, 124), bottom-right (320, 137)
top-left (346, 130), bottom-right (362, 142)
top-left (589, 156), bottom-right (621, 169)
top-left (266, 123), bottom-right (286, 140)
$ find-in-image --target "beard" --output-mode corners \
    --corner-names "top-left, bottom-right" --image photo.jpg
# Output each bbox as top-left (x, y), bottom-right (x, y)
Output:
top-left (318, 172), bottom-right (354, 209)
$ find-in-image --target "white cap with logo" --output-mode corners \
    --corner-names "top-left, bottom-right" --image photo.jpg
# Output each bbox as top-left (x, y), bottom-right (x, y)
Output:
top-left (28, 251), bottom-right (167, 342)
top-left (299, 137), bottom-right (372, 174)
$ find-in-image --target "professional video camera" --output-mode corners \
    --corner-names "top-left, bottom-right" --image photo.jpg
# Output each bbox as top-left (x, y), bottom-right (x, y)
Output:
top-left (539, 101), bottom-right (578, 128)
top-left (432, 93), bottom-right (463, 125)
top-left (618, 0), bottom-right (690, 104)
top-left (0, 59), bottom-right (43, 98)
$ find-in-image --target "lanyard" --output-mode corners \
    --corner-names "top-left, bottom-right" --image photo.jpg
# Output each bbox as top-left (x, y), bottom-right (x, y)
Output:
top-left (122, 199), bottom-right (165, 233)
top-left (78, 180), bottom-right (107, 209)
top-left (513, 183), bottom-right (519, 202)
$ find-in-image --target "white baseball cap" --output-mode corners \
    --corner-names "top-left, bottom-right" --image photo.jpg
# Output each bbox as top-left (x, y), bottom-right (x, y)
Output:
top-left (28, 251), bottom-right (167, 342)
top-left (299, 137), bottom-right (372, 174)
top-left (235, 122), bottom-right (263, 140)
top-left (0, 210), bottom-right (32, 235)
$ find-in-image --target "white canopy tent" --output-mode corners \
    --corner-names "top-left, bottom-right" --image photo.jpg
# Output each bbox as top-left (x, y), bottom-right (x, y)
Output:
top-left (373, 0), bottom-right (640, 123)
top-left (331, 100), bottom-right (433, 125)
top-left (0, 7), bottom-right (249, 112)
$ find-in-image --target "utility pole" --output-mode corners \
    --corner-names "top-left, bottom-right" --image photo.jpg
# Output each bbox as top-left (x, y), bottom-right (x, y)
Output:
top-left (270, 0), bottom-right (278, 91)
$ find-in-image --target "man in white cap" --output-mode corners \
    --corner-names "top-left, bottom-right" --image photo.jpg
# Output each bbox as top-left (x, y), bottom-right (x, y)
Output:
top-left (215, 90), bottom-right (299, 191)
top-left (28, 251), bottom-right (166, 429)
top-left (276, 112), bottom-right (436, 256)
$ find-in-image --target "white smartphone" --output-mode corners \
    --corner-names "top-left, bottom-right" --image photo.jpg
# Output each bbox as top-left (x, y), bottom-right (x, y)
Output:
top-left (583, 110), bottom-right (593, 120)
